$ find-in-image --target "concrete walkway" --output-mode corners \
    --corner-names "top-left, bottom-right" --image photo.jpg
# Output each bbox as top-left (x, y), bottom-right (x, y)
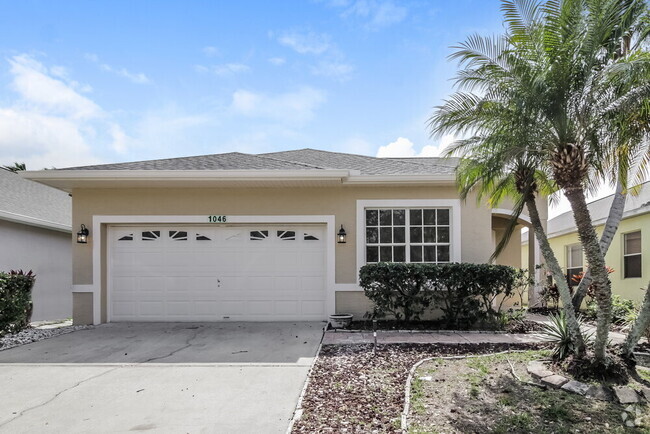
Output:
top-left (323, 330), bottom-right (546, 345)
top-left (323, 313), bottom-right (629, 345)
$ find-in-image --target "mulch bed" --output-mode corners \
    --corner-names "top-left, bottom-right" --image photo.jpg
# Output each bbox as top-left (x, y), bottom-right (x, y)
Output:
top-left (291, 342), bottom-right (547, 433)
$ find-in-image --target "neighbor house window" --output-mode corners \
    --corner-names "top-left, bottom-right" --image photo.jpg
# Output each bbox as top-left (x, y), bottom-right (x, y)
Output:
top-left (566, 244), bottom-right (583, 287)
top-left (365, 208), bottom-right (451, 264)
top-left (624, 231), bottom-right (642, 278)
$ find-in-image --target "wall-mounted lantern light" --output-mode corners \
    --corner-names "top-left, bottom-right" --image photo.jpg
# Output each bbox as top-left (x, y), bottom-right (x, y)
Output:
top-left (77, 224), bottom-right (89, 244)
top-left (337, 225), bottom-right (347, 244)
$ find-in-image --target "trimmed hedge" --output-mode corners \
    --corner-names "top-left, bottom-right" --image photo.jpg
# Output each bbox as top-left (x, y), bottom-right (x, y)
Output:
top-left (359, 262), bottom-right (522, 328)
top-left (0, 270), bottom-right (35, 335)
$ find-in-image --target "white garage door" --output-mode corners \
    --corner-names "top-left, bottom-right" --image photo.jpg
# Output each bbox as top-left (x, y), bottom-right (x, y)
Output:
top-left (109, 225), bottom-right (327, 321)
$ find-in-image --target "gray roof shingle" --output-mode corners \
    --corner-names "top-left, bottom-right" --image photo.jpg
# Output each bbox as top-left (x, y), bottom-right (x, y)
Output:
top-left (547, 181), bottom-right (650, 236)
top-left (58, 148), bottom-right (459, 176)
top-left (0, 169), bottom-right (71, 229)
top-left (65, 152), bottom-right (322, 171)
top-left (261, 149), bottom-right (458, 175)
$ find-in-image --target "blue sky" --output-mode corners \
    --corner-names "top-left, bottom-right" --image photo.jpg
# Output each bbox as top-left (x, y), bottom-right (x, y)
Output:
top-left (0, 0), bottom-right (506, 170)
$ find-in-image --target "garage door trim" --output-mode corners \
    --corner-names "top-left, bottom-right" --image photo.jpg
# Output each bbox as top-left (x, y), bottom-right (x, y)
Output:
top-left (88, 215), bottom-right (335, 325)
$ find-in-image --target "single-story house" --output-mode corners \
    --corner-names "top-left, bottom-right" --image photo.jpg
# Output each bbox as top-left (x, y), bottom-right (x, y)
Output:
top-left (23, 149), bottom-right (547, 325)
top-left (522, 181), bottom-right (650, 303)
top-left (0, 168), bottom-right (72, 321)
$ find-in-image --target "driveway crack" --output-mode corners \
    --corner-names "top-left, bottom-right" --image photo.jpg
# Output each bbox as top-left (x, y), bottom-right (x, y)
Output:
top-left (0, 366), bottom-right (121, 428)
top-left (139, 328), bottom-right (201, 363)
top-left (1, 329), bottom-right (202, 427)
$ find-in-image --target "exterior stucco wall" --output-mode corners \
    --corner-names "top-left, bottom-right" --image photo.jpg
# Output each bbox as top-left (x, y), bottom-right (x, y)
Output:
top-left (0, 219), bottom-right (72, 321)
top-left (71, 185), bottom-right (533, 322)
top-left (522, 212), bottom-right (650, 304)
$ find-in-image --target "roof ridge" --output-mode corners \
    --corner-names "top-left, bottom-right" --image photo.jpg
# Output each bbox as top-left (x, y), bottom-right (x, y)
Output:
top-left (253, 152), bottom-right (326, 170)
top-left (264, 148), bottom-right (439, 171)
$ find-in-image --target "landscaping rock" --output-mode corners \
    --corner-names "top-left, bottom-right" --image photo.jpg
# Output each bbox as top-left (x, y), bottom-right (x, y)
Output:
top-left (585, 385), bottom-right (613, 402)
top-left (633, 352), bottom-right (650, 368)
top-left (0, 325), bottom-right (91, 351)
top-left (541, 375), bottom-right (569, 388)
top-left (527, 361), bottom-right (554, 379)
top-left (561, 380), bottom-right (590, 396)
top-left (613, 386), bottom-right (639, 404)
top-left (639, 387), bottom-right (650, 402)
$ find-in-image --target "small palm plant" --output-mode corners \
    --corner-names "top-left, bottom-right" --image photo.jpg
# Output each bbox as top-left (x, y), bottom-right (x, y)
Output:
top-left (541, 311), bottom-right (594, 360)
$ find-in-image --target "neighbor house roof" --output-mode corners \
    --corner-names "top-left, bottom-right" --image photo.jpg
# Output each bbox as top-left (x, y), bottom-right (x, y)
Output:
top-left (545, 182), bottom-right (650, 238)
top-left (0, 168), bottom-right (71, 232)
top-left (22, 148), bottom-right (460, 192)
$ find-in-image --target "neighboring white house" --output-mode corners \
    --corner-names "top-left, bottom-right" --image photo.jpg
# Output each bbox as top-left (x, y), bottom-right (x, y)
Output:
top-left (0, 168), bottom-right (72, 321)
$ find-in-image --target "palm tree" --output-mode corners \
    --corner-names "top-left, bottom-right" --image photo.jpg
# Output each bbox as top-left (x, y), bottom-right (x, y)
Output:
top-left (429, 29), bottom-right (587, 355)
top-left (1, 162), bottom-right (26, 172)
top-left (431, 0), bottom-right (650, 364)
top-left (520, 0), bottom-right (650, 362)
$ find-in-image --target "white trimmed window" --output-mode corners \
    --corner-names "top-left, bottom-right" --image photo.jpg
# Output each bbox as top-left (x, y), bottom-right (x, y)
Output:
top-left (624, 231), bottom-right (642, 279)
top-left (566, 244), bottom-right (583, 287)
top-left (364, 208), bottom-right (451, 264)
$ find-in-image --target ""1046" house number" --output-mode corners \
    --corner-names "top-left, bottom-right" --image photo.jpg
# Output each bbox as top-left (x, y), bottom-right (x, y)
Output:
top-left (208, 215), bottom-right (227, 223)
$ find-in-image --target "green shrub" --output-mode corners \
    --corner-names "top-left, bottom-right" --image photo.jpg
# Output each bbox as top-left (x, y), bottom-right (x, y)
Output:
top-left (359, 262), bottom-right (519, 327)
top-left (0, 270), bottom-right (35, 335)
top-left (585, 295), bottom-right (636, 325)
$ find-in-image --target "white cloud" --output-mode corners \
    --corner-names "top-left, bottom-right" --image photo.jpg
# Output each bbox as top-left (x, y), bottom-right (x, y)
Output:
top-left (230, 87), bottom-right (326, 124)
top-left (376, 135), bottom-right (454, 158)
top-left (202, 46), bottom-right (219, 57)
top-left (0, 54), bottom-right (132, 168)
top-left (9, 55), bottom-right (102, 120)
top-left (86, 53), bottom-right (150, 84)
top-left (268, 57), bottom-right (286, 66)
top-left (278, 31), bottom-right (331, 55)
top-left (194, 63), bottom-right (251, 76)
top-left (311, 61), bottom-right (355, 80)
top-left (338, 0), bottom-right (408, 29)
top-left (212, 63), bottom-right (250, 76)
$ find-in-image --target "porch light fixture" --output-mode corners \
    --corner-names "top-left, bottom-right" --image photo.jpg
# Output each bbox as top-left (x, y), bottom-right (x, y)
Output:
top-left (337, 225), bottom-right (347, 244)
top-left (77, 224), bottom-right (89, 244)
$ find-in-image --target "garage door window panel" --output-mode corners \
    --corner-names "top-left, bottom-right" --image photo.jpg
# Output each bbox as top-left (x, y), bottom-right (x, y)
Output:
top-left (365, 208), bottom-right (451, 264)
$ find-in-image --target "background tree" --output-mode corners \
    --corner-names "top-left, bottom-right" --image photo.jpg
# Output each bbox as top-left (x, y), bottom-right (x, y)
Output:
top-left (1, 162), bottom-right (26, 172)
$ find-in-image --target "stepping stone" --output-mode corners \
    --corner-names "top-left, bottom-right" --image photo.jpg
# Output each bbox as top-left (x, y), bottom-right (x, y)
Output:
top-left (639, 387), bottom-right (650, 402)
top-left (613, 386), bottom-right (639, 404)
top-left (527, 361), bottom-right (554, 379)
top-left (541, 375), bottom-right (569, 388)
top-left (561, 380), bottom-right (590, 396)
top-left (585, 385), bottom-right (613, 402)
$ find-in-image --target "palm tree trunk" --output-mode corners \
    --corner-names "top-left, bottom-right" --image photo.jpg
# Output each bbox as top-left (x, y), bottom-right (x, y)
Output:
top-left (572, 180), bottom-right (626, 309)
top-left (623, 282), bottom-right (650, 358)
top-left (525, 197), bottom-right (586, 356)
top-left (563, 185), bottom-right (612, 362)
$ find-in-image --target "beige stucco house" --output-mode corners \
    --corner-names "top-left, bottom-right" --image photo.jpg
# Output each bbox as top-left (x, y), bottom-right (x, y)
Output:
top-left (23, 149), bottom-right (546, 325)
top-left (1, 168), bottom-right (72, 321)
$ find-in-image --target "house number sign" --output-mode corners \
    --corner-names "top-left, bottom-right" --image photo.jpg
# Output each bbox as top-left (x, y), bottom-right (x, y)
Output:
top-left (208, 215), bottom-right (227, 223)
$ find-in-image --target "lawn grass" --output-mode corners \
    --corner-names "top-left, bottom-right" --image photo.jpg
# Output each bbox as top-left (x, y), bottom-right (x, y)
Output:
top-left (408, 350), bottom-right (650, 433)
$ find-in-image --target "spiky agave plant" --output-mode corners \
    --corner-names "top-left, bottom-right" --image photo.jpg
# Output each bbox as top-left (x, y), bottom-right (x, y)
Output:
top-left (541, 311), bottom-right (594, 360)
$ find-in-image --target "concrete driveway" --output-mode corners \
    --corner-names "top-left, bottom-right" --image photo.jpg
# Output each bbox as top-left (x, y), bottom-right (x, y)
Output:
top-left (0, 322), bottom-right (324, 433)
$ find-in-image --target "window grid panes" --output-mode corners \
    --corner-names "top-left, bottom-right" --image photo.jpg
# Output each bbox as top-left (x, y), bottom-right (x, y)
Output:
top-left (624, 231), bottom-right (642, 279)
top-left (365, 208), bottom-right (451, 264)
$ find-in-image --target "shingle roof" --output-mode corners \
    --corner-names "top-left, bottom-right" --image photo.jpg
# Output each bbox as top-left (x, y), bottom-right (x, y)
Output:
top-left (263, 149), bottom-right (456, 175)
top-left (547, 182), bottom-right (650, 236)
top-left (0, 168), bottom-right (71, 229)
top-left (59, 148), bottom-right (459, 176)
top-left (65, 152), bottom-right (322, 171)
